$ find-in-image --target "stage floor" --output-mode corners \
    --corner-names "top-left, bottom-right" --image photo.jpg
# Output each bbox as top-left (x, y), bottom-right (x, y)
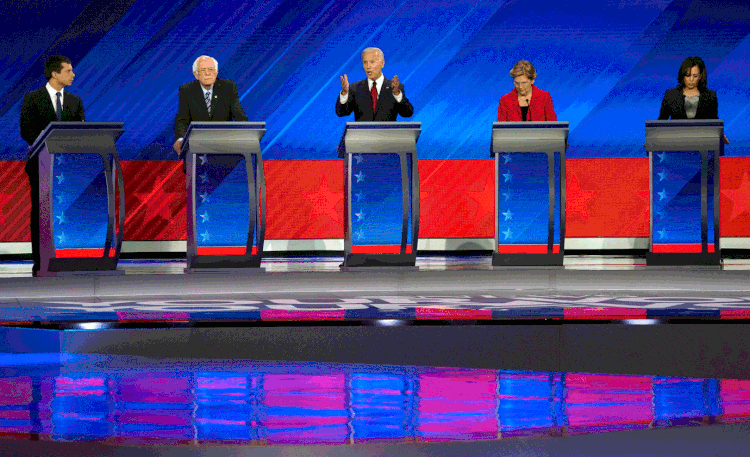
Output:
top-left (0, 255), bottom-right (749, 455)
top-left (0, 255), bottom-right (749, 323)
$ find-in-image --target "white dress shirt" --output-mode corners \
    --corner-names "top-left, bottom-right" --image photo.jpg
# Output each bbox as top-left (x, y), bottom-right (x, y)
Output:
top-left (339, 74), bottom-right (403, 104)
top-left (45, 82), bottom-right (64, 110)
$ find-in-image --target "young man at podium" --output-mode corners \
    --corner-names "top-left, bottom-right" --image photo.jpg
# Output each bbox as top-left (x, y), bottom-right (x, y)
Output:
top-left (336, 47), bottom-right (414, 121)
top-left (173, 55), bottom-right (248, 155)
top-left (19, 55), bottom-right (85, 276)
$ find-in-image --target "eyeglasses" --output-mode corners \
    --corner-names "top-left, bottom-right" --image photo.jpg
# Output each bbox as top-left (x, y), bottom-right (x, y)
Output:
top-left (197, 68), bottom-right (217, 74)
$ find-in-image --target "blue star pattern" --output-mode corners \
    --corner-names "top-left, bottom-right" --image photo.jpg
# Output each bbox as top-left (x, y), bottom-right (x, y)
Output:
top-left (502, 209), bottom-right (513, 221)
top-left (349, 152), bottom-right (412, 249)
top-left (651, 151), bottom-right (710, 247)
top-left (497, 153), bottom-right (553, 248)
top-left (194, 154), bottom-right (257, 251)
top-left (51, 153), bottom-right (111, 251)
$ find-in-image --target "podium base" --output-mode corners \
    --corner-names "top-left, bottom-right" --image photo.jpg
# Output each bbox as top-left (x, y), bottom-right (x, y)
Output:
top-left (343, 253), bottom-right (416, 268)
top-left (184, 267), bottom-right (266, 275)
top-left (41, 257), bottom-right (122, 276)
top-left (646, 252), bottom-right (722, 268)
top-left (492, 253), bottom-right (564, 267)
top-left (340, 265), bottom-right (419, 272)
top-left (36, 270), bottom-right (125, 278)
top-left (186, 255), bottom-right (263, 270)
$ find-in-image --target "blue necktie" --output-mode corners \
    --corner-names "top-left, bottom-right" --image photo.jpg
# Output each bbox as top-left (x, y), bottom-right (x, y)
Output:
top-left (55, 92), bottom-right (62, 121)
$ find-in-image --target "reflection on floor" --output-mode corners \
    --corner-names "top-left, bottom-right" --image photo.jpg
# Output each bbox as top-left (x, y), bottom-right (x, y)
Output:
top-left (0, 354), bottom-right (748, 445)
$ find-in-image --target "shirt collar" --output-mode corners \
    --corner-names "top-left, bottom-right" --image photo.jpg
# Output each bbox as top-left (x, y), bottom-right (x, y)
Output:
top-left (200, 84), bottom-right (214, 96)
top-left (369, 74), bottom-right (385, 92)
top-left (46, 82), bottom-right (64, 98)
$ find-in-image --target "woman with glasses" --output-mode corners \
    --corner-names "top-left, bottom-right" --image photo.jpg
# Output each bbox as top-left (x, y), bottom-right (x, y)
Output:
top-left (497, 60), bottom-right (556, 122)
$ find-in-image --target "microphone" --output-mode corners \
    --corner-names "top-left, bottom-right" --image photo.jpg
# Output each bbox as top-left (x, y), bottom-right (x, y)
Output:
top-left (526, 99), bottom-right (530, 121)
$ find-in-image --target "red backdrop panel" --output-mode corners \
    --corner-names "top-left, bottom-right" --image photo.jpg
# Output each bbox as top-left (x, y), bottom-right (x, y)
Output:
top-left (720, 157), bottom-right (750, 237)
top-left (418, 159), bottom-right (494, 238)
top-left (121, 161), bottom-right (186, 241)
top-left (0, 161), bottom-right (30, 242)
top-left (565, 158), bottom-right (650, 237)
top-left (265, 160), bottom-right (345, 239)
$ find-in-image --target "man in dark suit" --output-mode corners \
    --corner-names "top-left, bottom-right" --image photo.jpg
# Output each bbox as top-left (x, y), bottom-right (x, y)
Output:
top-left (336, 47), bottom-right (413, 121)
top-left (20, 55), bottom-right (85, 276)
top-left (173, 55), bottom-right (248, 155)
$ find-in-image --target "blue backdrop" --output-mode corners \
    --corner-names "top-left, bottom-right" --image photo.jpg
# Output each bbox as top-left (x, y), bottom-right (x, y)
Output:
top-left (1, 0), bottom-right (749, 161)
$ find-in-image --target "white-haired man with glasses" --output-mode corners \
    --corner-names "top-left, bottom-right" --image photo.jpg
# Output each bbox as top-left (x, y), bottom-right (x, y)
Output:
top-left (173, 55), bottom-right (248, 154)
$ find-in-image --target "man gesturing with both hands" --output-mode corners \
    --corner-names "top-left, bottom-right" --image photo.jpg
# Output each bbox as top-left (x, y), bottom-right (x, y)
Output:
top-left (335, 47), bottom-right (413, 121)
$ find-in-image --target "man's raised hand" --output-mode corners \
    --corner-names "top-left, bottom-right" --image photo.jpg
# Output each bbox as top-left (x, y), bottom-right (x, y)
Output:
top-left (340, 74), bottom-right (349, 95)
top-left (391, 75), bottom-right (401, 96)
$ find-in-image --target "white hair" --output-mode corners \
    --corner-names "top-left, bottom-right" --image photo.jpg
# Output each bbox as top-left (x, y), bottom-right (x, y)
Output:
top-left (192, 55), bottom-right (219, 73)
top-left (361, 47), bottom-right (384, 61)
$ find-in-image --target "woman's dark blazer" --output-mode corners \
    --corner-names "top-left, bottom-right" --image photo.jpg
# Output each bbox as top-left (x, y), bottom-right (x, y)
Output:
top-left (658, 86), bottom-right (718, 120)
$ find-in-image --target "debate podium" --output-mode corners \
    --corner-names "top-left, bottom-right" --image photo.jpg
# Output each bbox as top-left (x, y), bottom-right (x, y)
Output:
top-left (181, 122), bottom-right (266, 272)
top-left (645, 120), bottom-right (723, 267)
top-left (29, 122), bottom-right (125, 276)
top-left (337, 122), bottom-right (421, 267)
top-left (491, 122), bottom-right (568, 266)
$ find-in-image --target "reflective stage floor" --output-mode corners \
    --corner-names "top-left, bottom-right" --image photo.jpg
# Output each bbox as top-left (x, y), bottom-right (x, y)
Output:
top-left (0, 255), bottom-right (748, 455)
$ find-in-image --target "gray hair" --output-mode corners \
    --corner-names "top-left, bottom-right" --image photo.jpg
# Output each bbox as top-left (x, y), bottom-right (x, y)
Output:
top-left (192, 55), bottom-right (219, 74)
top-left (361, 47), bottom-right (384, 61)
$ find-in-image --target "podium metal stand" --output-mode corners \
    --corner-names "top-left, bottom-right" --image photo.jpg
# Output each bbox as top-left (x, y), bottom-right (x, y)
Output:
top-left (491, 122), bottom-right (568, 266)
top-left (337, 122), bottom-right (421, 267)
top-left (181, 122), bottom-right (266, 272)
top-left (645, 120), bottom-right (723, 266)
top-left (29, 122), bottom-right (125, 276)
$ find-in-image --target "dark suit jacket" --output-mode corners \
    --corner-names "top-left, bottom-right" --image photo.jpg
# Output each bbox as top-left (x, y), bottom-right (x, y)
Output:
top-left (174, 78), bottom-right (248, 140)
top-left (658, 86), bottom-right (718, 120)
top-left (20, 86), bottom-right (85, 151)
top-left (335, 78), bottom-right (414, 121)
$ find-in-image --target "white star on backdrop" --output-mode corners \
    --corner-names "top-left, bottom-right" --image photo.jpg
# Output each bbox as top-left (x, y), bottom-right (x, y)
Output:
top-left (503, 228), bottom-right (513, 240)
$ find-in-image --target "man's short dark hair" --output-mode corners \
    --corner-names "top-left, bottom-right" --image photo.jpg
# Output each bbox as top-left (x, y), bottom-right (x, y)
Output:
top-left (44, 55), bottom-right (71, 80)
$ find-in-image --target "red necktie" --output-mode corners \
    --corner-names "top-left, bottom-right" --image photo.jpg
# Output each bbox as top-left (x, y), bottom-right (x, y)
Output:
top-left (371, 81), bottom-right (377, 113)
